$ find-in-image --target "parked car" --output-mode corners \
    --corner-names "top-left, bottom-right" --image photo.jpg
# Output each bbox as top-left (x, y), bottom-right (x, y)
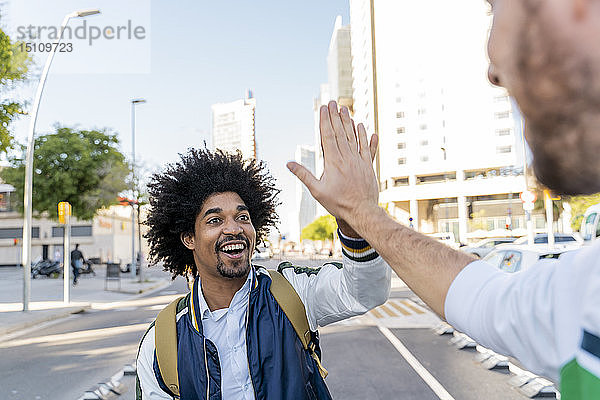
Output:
top-left (482, 244), bottom-right (576, 273)
top-left (426, 232), bottom-right (460, 249)
top-left (513, 233), bottom-right (583, 246)
top-left (252, 245), bottom-right (272, 260)
top-left (580, 203), bottom-right (600, 243)
top-left (461, 237), bottom-right (518, 258)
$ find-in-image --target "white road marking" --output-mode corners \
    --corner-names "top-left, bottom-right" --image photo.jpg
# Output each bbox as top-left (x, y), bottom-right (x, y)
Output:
top-left (376, 324), bottom-right (456, 400)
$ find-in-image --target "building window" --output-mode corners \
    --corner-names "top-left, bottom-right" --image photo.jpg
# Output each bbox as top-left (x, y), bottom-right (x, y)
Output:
top-left (495, 111), bottom-right (510, 119)
top-left (496, 128), bottom-right (511, 136)
top-left (420, 156), bottom-right (429, 162)
top-left (420, 140), bottom-right (429, 146)
top-left (419, 124), bottom-right (427, 130)
top-left (397, 142), bottom-right (406, 150)
top-left (535, 216), bottom-right (546, 230)
top-left (398, 158), bottom-right (406, 165)
top-left (396, 127), bottom-right (405, 134)
top-left (0, 227), bottom-right (40, 239)
top-left (52, 225), bottom-right (93, 237)
top-left (494, 94), bottom-right (509, 102)
top-left (396, 111), bottom-right (405, 119)
top-left (486, 219), bottom-right (495, 231)
top-left (417, 173), bottom-right (456, 184)
top-left (396, 97), bottom-right (402, 103)
top-left (417, 108), bottom-right (427, 115)
top-left (394, 177), bottom-right (409, 186)
top-left (496, 146), bottom-right (512, 154)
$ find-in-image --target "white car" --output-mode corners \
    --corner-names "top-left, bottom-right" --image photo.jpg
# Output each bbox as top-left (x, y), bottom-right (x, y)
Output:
top-left (252, 245), bottom-right (272, 260)
top-left (461, 237), bottom-right (517, 258)
top-left (482, 244), bottom-right (576, 273)
top-left (426, 232), bottom-right (460, 249)
top-left (513, 233), bottom-right (583, 246)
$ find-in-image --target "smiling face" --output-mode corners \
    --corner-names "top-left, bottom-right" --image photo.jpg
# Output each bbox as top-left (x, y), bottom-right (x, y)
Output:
top-left (486, 0), bottom-right (600, 194)
top-left (181, 192), bottom-right (256, 280)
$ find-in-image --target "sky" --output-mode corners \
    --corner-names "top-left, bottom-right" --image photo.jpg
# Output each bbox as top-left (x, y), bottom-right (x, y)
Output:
top-left (1, 0), bottom-right (350, 237)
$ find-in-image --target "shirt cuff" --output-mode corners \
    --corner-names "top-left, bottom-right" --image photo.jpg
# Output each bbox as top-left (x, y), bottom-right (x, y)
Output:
top-left (338, 228), bottom-right (379, 263)
top-left (444, 260), bottom-right (502, 331)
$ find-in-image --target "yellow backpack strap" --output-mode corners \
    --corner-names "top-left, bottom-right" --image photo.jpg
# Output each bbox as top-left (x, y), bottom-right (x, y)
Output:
top-left (267, 269), bottom-right (328, 378)
top-left (155, 296), bottom-right (185, 398)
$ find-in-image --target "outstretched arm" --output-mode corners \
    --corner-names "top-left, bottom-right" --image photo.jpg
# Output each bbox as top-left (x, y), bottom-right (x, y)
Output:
top-left (287, 101), bottom-right (475, 318)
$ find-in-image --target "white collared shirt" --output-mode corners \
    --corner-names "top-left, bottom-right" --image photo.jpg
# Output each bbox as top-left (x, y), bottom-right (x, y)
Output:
top-left (196, 271), bottom-right (255, 400)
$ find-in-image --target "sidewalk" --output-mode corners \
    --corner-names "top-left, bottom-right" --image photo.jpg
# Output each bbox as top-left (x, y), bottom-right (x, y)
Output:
top-left (0, 264), bottom-right (172, 337)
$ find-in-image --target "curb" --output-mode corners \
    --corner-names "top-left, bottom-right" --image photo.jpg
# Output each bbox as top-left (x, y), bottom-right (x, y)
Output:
top-left (77, 363), bottom-right (136, 400)
top-left (114, 280), bottom-right (170, 295)
top-left (434, 322), bottom-right (559, 398)
top-left (1, 279), bottom-right (171, 337)
top-left (0, 305), bottom-right (89, 337)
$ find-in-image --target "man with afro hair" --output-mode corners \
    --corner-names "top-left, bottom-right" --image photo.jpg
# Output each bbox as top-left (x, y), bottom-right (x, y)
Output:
top-left (136, 147), bottom-right (391, 399)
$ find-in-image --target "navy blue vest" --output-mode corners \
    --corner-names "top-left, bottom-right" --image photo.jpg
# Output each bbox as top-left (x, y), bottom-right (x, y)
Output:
top-left (153, 270), bottom-right (333, 400)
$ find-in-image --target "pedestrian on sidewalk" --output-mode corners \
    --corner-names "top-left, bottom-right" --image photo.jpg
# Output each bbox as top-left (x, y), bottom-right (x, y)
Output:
top-left (288, 1), bottom-right (600, 393)
top-left (71, 244), bottom-right (84, 285)
top-left (136, 147), bottom-right (391, 399)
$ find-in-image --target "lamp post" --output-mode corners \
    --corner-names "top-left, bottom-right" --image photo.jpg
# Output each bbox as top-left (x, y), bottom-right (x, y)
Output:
top-left (21, 9), bottom-right (100, 312)
top-left (130, 99), bottom-right (146, 280)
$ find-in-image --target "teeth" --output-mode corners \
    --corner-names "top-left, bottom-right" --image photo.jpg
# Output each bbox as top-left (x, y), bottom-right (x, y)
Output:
top-left (221, 243), bottom-right (245, 252)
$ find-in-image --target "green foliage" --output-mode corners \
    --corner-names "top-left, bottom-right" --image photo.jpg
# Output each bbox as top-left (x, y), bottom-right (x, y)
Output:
top-left (566, 193), bottom-right (600, 232)
top-left (1, 126), bottom-right (129, 220)
top-left (0, 28), bottom-right (32, 153)
top-left (301, 214), bottom-right (337, 241)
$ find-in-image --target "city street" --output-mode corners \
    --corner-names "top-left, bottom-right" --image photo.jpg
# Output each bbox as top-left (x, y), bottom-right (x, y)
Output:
top-left (0, 258), bottom-right (543, 399)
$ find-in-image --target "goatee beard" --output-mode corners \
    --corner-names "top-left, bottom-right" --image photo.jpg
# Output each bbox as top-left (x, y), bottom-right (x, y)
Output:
top-left (215, 254), bottom-right (251, 278)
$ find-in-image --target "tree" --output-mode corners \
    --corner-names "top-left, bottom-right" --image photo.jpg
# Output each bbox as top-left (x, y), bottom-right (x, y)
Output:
top-left (0, 27), bottom-right (32, 154)
top-left (566, 193), bottom-right (600, 231)
top-left (1, 126), bottom-right (129, 220)
top-left (301, 215), bottom-right (337, 241)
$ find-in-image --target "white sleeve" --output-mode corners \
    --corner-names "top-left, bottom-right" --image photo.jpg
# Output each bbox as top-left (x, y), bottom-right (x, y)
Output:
top-left (444, 256), bottom-right (582, 382)
top-left (136, 326), bottom-right (172, 400)
top-left (281, 233), bottom-right (391, 330)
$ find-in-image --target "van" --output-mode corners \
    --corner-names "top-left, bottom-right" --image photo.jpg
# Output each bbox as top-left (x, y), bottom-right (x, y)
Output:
top-left (580, 204), bottom-right (600, 243)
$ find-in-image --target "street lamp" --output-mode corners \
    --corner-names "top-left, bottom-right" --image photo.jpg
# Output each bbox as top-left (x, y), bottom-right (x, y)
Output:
top-left (21, 9), bottom-right (100, 312)
top-left (131, 99), bottom-right (146, 281)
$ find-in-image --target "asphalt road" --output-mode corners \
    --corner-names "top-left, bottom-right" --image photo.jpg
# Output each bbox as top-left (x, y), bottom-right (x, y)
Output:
top-left (0, 276), bottom-right (188, 400)
top-left (1, 258), bottom-right (536, 400)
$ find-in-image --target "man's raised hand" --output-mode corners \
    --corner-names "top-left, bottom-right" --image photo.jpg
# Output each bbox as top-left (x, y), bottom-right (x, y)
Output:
top-left (287, 101), bottom-right (379, 225)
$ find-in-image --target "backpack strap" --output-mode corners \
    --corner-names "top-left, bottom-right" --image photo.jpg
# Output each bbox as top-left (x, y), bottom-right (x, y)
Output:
top-left (155, 295), bottom-right (186, 398)
top-left (267, 269), bottom-right (328, 379)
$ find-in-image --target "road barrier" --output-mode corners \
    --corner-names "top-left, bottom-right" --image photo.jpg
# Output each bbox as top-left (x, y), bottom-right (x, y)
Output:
top-left (434, 322), bottom-right (559, 398)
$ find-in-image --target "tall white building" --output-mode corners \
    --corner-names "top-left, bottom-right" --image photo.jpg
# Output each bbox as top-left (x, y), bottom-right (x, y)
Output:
top-left (313, 16), bottom-right (353, 216)
top-left (295, 145), bottom-right (317, 241)
top-left (349, 0), bottom-right (535, 243)
top-left (211, 91), bottom-right (257, 159)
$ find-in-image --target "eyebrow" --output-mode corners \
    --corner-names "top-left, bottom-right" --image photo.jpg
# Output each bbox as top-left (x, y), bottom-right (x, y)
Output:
top-left (202, 205), bottom-right (249, 219)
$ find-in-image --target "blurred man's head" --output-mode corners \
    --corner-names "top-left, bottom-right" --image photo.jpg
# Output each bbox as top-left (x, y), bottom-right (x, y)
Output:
top-left (487, 0), bottom-right (600, 194)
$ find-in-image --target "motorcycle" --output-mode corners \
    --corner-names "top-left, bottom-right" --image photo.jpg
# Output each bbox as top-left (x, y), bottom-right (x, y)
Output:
top-left (31, 259), bottom-right (62, 279)
top-left (78, 260), bottom-right (96, 276)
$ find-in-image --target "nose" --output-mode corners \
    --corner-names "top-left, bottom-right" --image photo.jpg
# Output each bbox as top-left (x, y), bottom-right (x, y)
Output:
top-left (222, 218), bottom-right (243, 235)
top-left (487, 63), bottom-right (501, 87)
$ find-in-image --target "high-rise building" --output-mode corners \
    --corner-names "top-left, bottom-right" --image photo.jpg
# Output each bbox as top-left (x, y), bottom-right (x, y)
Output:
top-left (295, 145), bottom-right (317, 241)
top-left (211, 91), bottom-right (256, 159)
top-left (348, 0), bottom-right (541, 243)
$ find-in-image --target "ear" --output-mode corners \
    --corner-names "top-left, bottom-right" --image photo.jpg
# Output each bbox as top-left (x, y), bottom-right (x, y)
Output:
top-left (180, 232), bottom-right (195, 250)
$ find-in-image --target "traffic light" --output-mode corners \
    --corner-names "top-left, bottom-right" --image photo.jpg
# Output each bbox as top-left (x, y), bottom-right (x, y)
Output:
top-left (467, 203), bottom-right (474, 219)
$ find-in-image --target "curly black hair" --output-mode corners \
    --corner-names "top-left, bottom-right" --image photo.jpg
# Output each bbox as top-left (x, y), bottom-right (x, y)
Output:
top-left (144, 148), bottom-right (280, 278)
